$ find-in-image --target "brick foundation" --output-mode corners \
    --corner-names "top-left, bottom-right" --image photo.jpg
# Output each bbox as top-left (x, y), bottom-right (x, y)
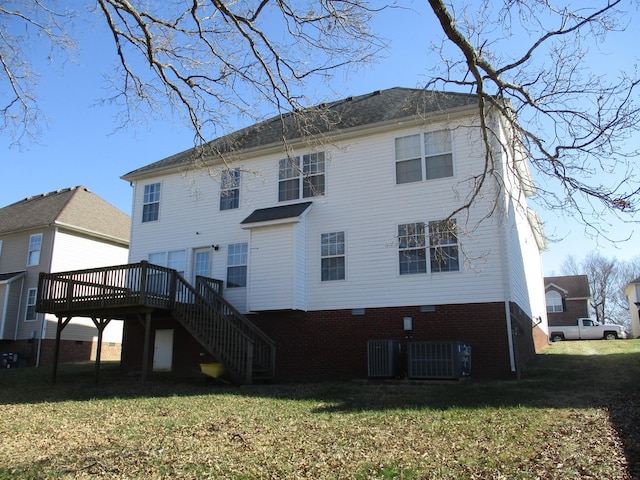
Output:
top-left (0, 339), bottom-right (121, 368)
top-left (121, 301), bottom-right (540, 381)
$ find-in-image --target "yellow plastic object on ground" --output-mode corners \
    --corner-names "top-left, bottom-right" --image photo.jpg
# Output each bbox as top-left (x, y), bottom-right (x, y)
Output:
top-left (200, 363), bottom-right (226, 379)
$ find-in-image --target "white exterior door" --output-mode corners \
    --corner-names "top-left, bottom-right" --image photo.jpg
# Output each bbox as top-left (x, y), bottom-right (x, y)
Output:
top-left (153, 329), bottom-right (174, 371)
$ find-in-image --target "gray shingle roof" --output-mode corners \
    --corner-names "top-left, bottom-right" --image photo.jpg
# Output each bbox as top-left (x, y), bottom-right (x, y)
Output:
top-left (0, 271), bottom-right (25, 283)
top-left (545, 275), bottom-right (591, 298)
top-left (0, 186), bottom-right (130, 243)
top-left (123, 87), bottom-right (478, 179)
top-left (241, 202), bottom-right (313, 225)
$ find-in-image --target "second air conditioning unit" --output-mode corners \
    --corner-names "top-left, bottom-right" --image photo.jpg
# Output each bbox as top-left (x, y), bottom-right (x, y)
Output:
top-left (407, 341), bottom-right (471, 380)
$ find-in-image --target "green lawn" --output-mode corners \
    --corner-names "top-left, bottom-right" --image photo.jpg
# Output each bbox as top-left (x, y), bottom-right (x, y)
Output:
top-left (1, 340), bottom-right (639, 479)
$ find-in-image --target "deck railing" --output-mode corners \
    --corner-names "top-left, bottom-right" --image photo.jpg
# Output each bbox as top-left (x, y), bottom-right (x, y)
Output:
top-left (37, 261), bottom-right (182, 312)
top-left (37, 262), bottom-right (273, 384)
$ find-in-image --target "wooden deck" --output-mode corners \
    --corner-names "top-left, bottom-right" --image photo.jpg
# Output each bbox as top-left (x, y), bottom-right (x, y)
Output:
top-left (37, 261), bottom-right (223, 317)
top-left (37, 261), bottom-right (274, 385)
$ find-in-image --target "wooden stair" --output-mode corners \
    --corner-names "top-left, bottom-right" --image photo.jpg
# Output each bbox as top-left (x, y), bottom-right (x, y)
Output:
top-left (169, 273), bottom-right (276, 384)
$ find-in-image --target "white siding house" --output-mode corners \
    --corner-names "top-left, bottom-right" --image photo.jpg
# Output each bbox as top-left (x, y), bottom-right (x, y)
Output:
top-left (121, 88), bottom-right (549, 380)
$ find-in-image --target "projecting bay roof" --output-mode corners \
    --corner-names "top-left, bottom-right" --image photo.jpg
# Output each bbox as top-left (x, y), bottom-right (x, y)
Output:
top-left (122, 87), bottom-right (479, 180)
top-left (241, 202), bottom-right (313, 225)
top-left (0, 271), bottom-right (25, 284)
top-left (0, 186), bottom-right (130, 244)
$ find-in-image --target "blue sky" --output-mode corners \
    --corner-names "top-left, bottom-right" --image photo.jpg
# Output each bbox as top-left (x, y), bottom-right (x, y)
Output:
top-left (1, 3), bottom-right (637, 276)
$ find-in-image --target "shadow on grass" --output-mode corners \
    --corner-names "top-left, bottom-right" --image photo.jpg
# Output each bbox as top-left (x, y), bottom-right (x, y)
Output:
top-left (1, 342), bottom-right (639, 478)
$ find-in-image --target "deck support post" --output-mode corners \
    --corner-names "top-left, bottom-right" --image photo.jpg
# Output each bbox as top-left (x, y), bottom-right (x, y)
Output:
top-left (91, 316), bottom-right (112, 385)
top-left (51, 315), bottom-right (73, 384)
top-left (141, 312), bottom-right (152, 383)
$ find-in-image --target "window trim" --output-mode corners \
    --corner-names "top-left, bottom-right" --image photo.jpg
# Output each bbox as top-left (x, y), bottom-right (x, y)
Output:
top-left (142, 182), bottom-right (161, 223)
top-left (220, 169), bottom-right (241, 211)
top-left (226, 242), bottom-right (248, 288)
top-left (278, 151), bottom-right (326, 202)
top-left (428, 219), bottom-right (459, 273)
top-left (27, 233), bottom-right (43, 266)
top-left (546, 290), bottom-right (564, 313)
top-left (25, 288), bottom-right (38, 322)
top-left (395, 129), bottom-right (453, 185)
top-left (321, 231), bottom-right (346, 281)
top-left (398, 219), bottom-right (460, 275)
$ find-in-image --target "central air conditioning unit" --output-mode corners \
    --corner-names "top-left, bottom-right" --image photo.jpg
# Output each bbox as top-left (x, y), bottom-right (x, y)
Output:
top-left (367, 340), bottom-right (402, 378)
top-left (407, 342), bottom-right (471, 380)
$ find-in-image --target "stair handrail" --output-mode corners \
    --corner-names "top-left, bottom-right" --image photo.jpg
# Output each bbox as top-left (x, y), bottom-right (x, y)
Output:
top-left (196, 276), bottom-right (276, 379)
top-left (170, 272), bottom-right (255, 384)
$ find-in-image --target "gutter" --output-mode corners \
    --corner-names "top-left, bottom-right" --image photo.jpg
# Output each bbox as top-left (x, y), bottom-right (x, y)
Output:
top-left (52, 221), bottom-right (129, 248)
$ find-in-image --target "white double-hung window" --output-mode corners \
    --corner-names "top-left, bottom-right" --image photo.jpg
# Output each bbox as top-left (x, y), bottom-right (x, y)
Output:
top-left (27, 233), bottom-right (42, 266)
top-left (398, 219), bottom-right (459, 274)
top-left (142, 183), bottom-right (161, 222)
top-left (220, 169), bottom-right (241, 210)
top-left (227, 243), bottom-right (248, 288)
top-left (321, 232), bottom-right (345, 281)
top-left (278, 152), bottom-right (325, 201)
top-left (395, 129), bottom-right (453, 184)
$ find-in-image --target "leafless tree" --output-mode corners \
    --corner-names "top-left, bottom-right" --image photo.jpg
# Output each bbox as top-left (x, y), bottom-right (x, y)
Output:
top-left (563, 252), bottom-right (640, 328)
top-left (0, 1), bottom-right (383, 145)
top-left (2, 1), bottom-right (640, 239)
top-left (426, 0), bottom-right (640, 239)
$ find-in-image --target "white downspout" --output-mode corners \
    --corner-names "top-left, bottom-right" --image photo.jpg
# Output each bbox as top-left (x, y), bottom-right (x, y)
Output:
top-left (37, 226), bottom-right (57, 367)
top-left (501, 210), bottom-right (517, 375)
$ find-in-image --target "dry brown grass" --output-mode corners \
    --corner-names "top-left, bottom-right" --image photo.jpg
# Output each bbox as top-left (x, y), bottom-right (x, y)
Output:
top-left (0, 339), bottom-right (639, 479)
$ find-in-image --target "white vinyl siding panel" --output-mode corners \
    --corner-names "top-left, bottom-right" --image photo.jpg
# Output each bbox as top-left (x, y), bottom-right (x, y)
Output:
top-left (127, 115), bottom-right (542, 314)
top-left (52, 317), bottom-right (124, 343)
top-left (248, 225), bottom-right (296, 311)
top-left (50, 230), bottom-right (129, 273)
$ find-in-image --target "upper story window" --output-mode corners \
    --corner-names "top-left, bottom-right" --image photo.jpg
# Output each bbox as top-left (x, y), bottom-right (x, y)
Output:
top-left (395, 129), bottom-right (453, 184)
top-left (398, 219), bottom-right (459, 275)
top-left (227, 243), bottom-right (248, 288)
top-left (0, 239), bottom-right (3, 258)
top-left (220, 169), bottom-right (241, 211)
top-left (27, 233), bottom-right (42, 266)
top-left (278, 152), bottom-right (325, 201)
top-left (321, 232), bottom-right (345, 281)
top-left (142, 183), bottom-right (161, 222)
top-left (546, 291), bottom-right (564, 313)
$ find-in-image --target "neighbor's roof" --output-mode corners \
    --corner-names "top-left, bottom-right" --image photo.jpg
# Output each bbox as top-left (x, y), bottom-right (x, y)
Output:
top-left (0, 186), bottom-right (130, 244)
top-left (123, 87), bottom-right (479, 180)
top-left (544, 275), bottom-right (591, 299)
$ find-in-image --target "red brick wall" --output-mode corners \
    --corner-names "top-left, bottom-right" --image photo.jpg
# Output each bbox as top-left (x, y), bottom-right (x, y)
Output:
top-left (250, 302), bottom-right (522, 380)
top-left (119, 302), bottom-right (540, 381)
top-left (0, 339), bottom-right (121, 367)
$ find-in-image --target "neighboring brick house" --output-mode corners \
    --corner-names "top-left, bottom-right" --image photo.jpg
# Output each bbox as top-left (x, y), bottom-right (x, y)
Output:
top-left (0, 187), bottom-right (130, 367)
top-left (113, 87), bottom-right (549, 381)
top-left (544, 275), bottom-right (591, 327)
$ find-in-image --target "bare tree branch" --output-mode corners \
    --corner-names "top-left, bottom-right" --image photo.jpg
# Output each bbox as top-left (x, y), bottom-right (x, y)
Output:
top-left (426, 0), bottom-right (640, 240)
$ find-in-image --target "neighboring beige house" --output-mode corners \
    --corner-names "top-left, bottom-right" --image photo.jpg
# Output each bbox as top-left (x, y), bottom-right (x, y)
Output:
top-left (0, 186), bottom-right (130, 367)
top-left (544, 275), bottom-right (591, 327)
top-left (624, 278), bottom-right (640, 338)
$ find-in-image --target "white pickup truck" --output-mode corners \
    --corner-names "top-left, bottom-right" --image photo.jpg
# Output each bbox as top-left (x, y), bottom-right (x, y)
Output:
top-left (549, 318), bottom-right (625, 342)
